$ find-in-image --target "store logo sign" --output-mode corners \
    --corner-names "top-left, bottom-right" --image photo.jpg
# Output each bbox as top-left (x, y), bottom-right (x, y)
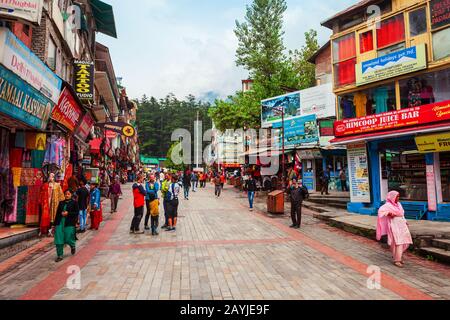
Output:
top-left (74, 60), bottom-right (94, 101)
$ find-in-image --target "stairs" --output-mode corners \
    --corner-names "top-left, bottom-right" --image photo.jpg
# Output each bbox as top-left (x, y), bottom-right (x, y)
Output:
top-left (418, 238), bottom-right (450, 264)
top-left (306, 194), bottom-right (350, 210)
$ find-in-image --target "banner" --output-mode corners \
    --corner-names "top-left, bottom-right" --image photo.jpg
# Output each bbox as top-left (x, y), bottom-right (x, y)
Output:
top-left (273, 115), bottom-right (319, 147)
top-left (52, 87), bottom-right (83, 132)
top-left (74, 60), bottom-right (94, 101)
top-left (75, 112), bottom-right (95, 141)
top-left (347, 143), bottom-right (371, 203)
top-left (0, 28), bottom-right (62, 104)
top-left (0, 0), bottom-right (43, 25)
top-left (430, 0), bottom-right (450, 30)
top-left (334, 100), bottom-right (450, 138)
top-left (261, 92), bottom-right (301, 128)
top-left (96, 122), bottom-right (136, 138)
top-left (300, 83), bottom-right (335, 119)
top-left (356, 44), bottom-right (427, 86)
top-left (0, 64), bottom-right (53, 130)
top-left (415, 132), bottom-right (450, 153)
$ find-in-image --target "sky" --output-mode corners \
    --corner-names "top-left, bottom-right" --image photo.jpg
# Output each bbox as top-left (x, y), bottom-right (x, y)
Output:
top-left (97, 0), bottom-right (357, 101)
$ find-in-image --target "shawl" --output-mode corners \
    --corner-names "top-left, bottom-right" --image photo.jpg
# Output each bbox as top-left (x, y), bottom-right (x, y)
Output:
top-left (376, 191), bottom-right (405, 241)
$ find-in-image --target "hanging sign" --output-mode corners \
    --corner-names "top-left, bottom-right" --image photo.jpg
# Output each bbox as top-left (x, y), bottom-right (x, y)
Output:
top-left (0, 0), bottom-right (43, 25)
top-left (75, 112), bottom-right (95, 141)
top-left (52, 87), bottom-right (83, 132)
top-left (347, 142), bottom-right (371, 203)
top-left (74, 60), bottom-right (94, 101)
top-left (415, 132), bottom-right (450, 153)
top-left (273, 115), bottom-right (319, 147)
top-left (96, 122), bottom-right (136, 138)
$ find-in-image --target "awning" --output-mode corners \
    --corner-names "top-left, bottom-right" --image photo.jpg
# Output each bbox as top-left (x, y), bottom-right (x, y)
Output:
top-left (89, 138), bottom-right (102, 154)
top-left (90, 0), bottom-right (117, 38)
top-left (140, 156), bottom-right (159, 165)
top-left (331, 123), bottom-right (450, 145)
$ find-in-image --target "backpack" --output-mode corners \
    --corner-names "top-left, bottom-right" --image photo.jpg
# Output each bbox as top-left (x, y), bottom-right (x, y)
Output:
top-left (165, 184), bottom-right (177, 201)
top-left (147, 183), bottom-right (157, 202)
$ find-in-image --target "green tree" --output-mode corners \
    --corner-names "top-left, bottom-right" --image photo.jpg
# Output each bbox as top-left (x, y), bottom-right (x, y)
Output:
top-left (164, 142), bottom-right (186, 171)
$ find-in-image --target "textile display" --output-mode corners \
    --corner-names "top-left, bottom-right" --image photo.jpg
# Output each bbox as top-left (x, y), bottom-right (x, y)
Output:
top-left (4, 188), bottom-right (18, 224)
top-left (354, 92), bottom-right (368, 118)
top-left (16, 186), bottom-right (28, 225)
top-left (11, 168), bottom-right (22, 188)
top-left (15, 132), bottom-right (25, 148)
top-left (31, 150), bottom-right (45, 169)
top-left (40, 183), bottom-right (51, 234)
top-left (374, 87), bottom-right (389, 114)
top-left (0, 128), bottom-right (9, 169)
top-left (25, 185), bottom-right (40, 225)
top-left (26, 132), bottom-right (37, 150)
top-left (9, 148), bottom-right (23, 168)
top-left (20, 168), bottom-right (38, 186)
top-left (36, 134), bottom-right (47, 151)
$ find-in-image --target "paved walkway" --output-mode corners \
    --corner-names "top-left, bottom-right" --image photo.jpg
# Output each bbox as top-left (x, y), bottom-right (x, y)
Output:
top-left (0, 184), bottom-right (449, 300)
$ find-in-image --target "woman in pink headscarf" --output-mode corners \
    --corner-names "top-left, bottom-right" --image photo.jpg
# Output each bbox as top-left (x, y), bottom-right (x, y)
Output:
top-left (377, 191), bottom-right (413, 268)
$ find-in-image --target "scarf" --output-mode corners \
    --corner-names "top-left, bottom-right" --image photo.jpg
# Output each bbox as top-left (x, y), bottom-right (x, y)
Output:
top-left (376, 191), bottom-right (405, 241)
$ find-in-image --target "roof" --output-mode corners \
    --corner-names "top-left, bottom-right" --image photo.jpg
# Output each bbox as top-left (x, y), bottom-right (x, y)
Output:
top-left (307, 42), bottom-right (331, 64)
top-left (90, 0), bottom-right (117, 38)
top-left (321, 0), bottom-right (379, 29)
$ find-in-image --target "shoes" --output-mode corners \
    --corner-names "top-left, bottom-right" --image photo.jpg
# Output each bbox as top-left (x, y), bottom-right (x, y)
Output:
top-left (161, 225), bottom-right (168, 229)
top-left (55, 257), bottom-right (63, 263)
top-left (294, 225), bottom-right (301, 229)
top-left (289, 224), bottom-right (297, 228)
top-left (71, 247), bottom-right (76, 255)
top-left (130, 230), bottom-right (134, 234)
top-left (145, 226), bottom-right (150, 230)
top-left (135, 230), bottom-right (145, 234)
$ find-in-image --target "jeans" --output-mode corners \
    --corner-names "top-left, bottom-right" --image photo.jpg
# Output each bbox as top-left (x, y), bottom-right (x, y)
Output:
top-left (215, 185), bottom-right (222, 197)
top-left (192, 181), bottom-right (197, 192)
top-left (248, 191), bottom-right (255, 209)
top-left (110, 194), bottom-right (119, 212)
top-left (151, 215), bottom-right (159, 233)
top-left (130, 206), bottom-right (144, 232)
top-left (184, 185), bottom-right (190, 199)
top-left (79, 209), bottom-right (87, 231)
top-left (290, 201), bottom-right (303, 227)
top-left (341, 180), bottom-right (348, 192)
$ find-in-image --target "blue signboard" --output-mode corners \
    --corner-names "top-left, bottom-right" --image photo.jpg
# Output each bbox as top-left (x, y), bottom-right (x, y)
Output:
top-left (302, 171), bottom-right (314, 191)
top-left (273, 114), bottom-right (319, 147)
top-left (0, 65), bottom-right (54, 130)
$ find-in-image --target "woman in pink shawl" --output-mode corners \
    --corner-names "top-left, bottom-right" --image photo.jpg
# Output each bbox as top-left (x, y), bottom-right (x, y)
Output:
top-left (376, 191), bottom-right (413, 268)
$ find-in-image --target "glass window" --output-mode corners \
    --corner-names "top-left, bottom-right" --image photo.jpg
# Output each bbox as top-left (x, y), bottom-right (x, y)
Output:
top-left (47, 37), bottom-right (57, 70)
top-left (432, 27), bottom-right (450, 61)
top-left (334, 58), bottom-right (356, 87)
top-left (399, 68), bottom-right (450, 109)
top-left (333, 33), bottom-right (356, 62)
top-left (377, 14), bottom-right (406, 49)
top-left (360, 30), bottom-right (374, 53)
top-left (440, 152), bottom-right (450, 203)
top-left (409, 7), bottom-right (427, 37)
top-left (378, 42), bottom-right (406, 57)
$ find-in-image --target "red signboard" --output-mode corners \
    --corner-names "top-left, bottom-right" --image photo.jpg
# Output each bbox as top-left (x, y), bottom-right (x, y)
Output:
top-left (334, 100), bottom-right (450, 138)
top-left (75, 112), bottom-right (95, 141)
top-left (430, 0), bottom-right (450, 30)
top-left (51, 87), bottom-right (83, 132)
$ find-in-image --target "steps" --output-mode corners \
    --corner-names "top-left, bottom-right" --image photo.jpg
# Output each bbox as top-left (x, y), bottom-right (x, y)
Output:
top-left (307, 195), bottom-right (350, 210)
top-left (418, 247), bottom-right (450, 264)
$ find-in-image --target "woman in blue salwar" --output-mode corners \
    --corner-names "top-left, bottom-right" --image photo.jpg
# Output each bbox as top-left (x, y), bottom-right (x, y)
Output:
top-left (54, 189), bottom-right (79, 263)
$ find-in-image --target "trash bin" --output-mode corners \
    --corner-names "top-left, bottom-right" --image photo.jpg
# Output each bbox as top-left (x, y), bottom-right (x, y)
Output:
top-left (267, 190), bottom-right (284, 214)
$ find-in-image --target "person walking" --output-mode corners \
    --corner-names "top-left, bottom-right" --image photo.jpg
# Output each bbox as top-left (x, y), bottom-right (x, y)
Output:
top-left (130, 175), bottom-right (147, 234)
top-left (76, 181), bottom-right (90, 233)
top-left (161, 173), bottom-right (172, 229)
top-left (288, 179), bottom-right (309, 229)
top-left (166, 175), bottom-right (181, 232)
top-left (182, 170), bottom-right (191, 200)
top-left (144, 175), bottom-right (160, 231)
top-left (245, 175), bottom-right (257, 211)
top-left (377, 191), bottom-right (413, 268)
top-left (108, 176), bottom-right (122, 214)
top-left (321, 168), bottom-right (331, 195)
top-left (89, 182), bottom-right (102, 231)
top-left (220, 173), bottom-right (226, 190)
top-left (339, 168), bottom-right (348, 192)
top-left (191, 171), bottom-right (198, 192)
top-left (214, 174), bottom-right (222, 197)
top-left (54, 189), bottom-right (79, 262)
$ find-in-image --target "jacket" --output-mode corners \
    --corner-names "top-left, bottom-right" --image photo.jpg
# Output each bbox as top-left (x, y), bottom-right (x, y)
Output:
top-left (182, 173), bottom-right (191, 186)
top-left (161, 180), bottom-right (171, 199)
top-left (289, 186), bottom-right (309, 204)
top-left (133, 183), bottom-right (147, 208)
top-left (145, 181), bottom-right (160, 200)
top-left (245, 179), bottom-right (257, 192)
top-left (55, 199), bottom-right (79, 227)
top-left (90, 188), bottom-right (101, 209)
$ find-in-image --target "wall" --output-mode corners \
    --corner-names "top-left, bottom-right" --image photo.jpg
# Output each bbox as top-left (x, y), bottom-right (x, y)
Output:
top-left (315, 44), bottom-right (332, 85)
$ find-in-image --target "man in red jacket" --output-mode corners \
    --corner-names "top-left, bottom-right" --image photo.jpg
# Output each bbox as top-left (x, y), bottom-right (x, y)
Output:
top-left (130, 175), bottom-right (147, 234)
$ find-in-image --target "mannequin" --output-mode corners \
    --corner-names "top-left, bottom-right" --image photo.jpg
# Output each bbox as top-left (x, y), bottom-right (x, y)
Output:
top-left (40, 173), bottom-right (64, 237)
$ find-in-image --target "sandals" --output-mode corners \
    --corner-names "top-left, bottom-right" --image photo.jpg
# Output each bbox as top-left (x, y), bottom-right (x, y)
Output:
top-left (394, 261), bottom-right (404, 268)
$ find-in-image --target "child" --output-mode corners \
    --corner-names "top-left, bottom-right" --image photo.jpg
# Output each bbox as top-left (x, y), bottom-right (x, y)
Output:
top-left (150, 198), bottom-right (160, 236)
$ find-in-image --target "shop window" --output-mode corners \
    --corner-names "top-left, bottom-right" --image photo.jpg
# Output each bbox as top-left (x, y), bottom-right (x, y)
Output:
top-left (440, 152), bottom-right (450, 203)
top-left (432, 27), bottom-right (450, 61)
top-left (399, 68), bottom-right (450, 109)
top-left (409, 7), bottom-right (427, 37)
top-left (360, 30), bottom-right (374, 53)
top-left (377, 14), bottom-right (405, 49)
top-left (334, 58), bottom-right (356, 87)
top-left (377, 42), bottom-right (405, 57)
top-left (47, 37), bottom-right (57, 70)
top-left (333, 33), bottom-right (356, 87)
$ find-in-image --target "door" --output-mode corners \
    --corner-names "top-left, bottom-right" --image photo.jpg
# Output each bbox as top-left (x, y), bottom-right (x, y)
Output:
top-left (315, 159), bottom-right (323, 192)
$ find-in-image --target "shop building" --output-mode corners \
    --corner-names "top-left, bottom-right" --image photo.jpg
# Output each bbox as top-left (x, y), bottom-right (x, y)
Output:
top-left (323, 0), bottom-right (450, 221)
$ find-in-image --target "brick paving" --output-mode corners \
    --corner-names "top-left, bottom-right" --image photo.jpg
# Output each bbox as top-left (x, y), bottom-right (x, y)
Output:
top-left (0, 184), bottom-right (449, 300)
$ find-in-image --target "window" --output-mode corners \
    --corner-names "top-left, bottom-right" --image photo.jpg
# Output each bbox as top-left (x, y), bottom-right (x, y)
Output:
top-left (433, 27), bottom-right (450, 60)
top-left (409, 7), bottom-right (427, 36)
top-left (440, 152), bottom-right (450, 203)
top-left (333, 33), bottom-right (356, 86)
top-left (377, 14), bottom-right (405, 49)
top-left (378, 42), bottom-right (406, 57)
top-left (47, 37), bottom-right (57, 70)
top-left (360, 30), bottom-right (374, 53)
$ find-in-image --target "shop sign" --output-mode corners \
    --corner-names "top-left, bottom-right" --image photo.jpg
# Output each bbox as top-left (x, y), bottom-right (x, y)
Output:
top-left (355, 44), bottom-right (427, 87)
top-left (319, 119), bottom-right (335, 137)
top-left (334, 100), bottom-right (450, 138)
top-left (302, 171), bottom-right (314, 192)
top-left (261, 91), bottom-right (301, 128)
top-left (0, 28), bottom-right (62, 104)
top-left (300, 83), bottom-right (336, 119)
top-left (0, 64), bottom-right (53, 130)
top-left (297, 149), bottom-right (322, 160)
top-left (96, 122), bottom-right (136, 138)
top-left (273, 114), bottom-right (319, 147)
top-left (82, 156), bottom-right (91, 165)
top-left (74, 60), bottom-right (94, 101)
top-left (74, 112), bottom-right (95, 141)
top-left (415, 132), bottom-right (450, 153)
top-left (51, 87), bottom-right (83, 132)
top-left (0, 0), bottom-right (43, 25)
top-left (430, 0), bottom-right (450, 30)
top-left (426, 165), bottom-right (438, 212)
top-left (347, 143), bottom-right (371, 203)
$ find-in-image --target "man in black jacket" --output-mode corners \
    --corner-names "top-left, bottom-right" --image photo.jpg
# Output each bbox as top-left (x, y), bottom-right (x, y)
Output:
top-left (288, 179), bottom-right (309, 229)
top-left (245, 175), bottom-right (257, 211)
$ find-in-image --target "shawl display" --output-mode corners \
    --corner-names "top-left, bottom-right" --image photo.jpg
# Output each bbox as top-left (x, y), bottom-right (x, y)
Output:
top-left (9, 148), bottom-right (23, 168)
top-left (26, 185), bottom-right (40, 225)
top-left (26, 132), bottom-right (37, 150)
top-left (50, 182), bottom-right (64, 223)
top-left (40, 183), bottom-right (51, 234)
top-left (31, 150), bottom-right (45, 169)
top-left (16, 186), bottom-right (28, 225)
top-left (11, 168), bottom-right (22, 188)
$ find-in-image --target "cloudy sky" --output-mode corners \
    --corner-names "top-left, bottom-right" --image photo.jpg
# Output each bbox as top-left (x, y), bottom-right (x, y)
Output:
top-left (97, 0), bottom-right (357, 101)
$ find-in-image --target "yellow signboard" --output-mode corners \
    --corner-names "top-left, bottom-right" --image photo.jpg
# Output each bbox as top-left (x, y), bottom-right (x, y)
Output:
top-left (356, 44), bottom-right (427, 86)
top-left (415, 132), bottom-right (450, 153)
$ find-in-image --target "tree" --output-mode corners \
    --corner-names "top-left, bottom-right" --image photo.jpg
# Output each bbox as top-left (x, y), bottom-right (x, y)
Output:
top-left (164, 142), bottom-right (186, 172)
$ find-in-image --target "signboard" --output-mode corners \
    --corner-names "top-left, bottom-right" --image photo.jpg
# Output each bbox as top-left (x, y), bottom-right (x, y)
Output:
top-left (302, 172), bottom-right (314, 191)
top-left (0, 64), bottom-right (53, 130)
top-left (0, 0), bottom-right (43, 25)
top-left (74, 60), bottom-right (94, 101)
top-left (75, 112), bottom-right (95, 141)
top-left (0, 28), bottom-right (62, 104)
top-left (430, 0), bottom-right (450, 30)
top-left (319, 119), bottom-right (335, 137)
top-left (51, 87), bottom-right (83, 132)
top-left (297, 149), bottom-right (322, 160)
top-left (347, 143), bottom-right (371, 203)
top-left (96, 122), bottom-right (136, 138)
top-left (82, 156), bottom-right (92, 165)
top-left (415, 132), bottom-right (450, 153)
top-left (356, 44), bottom-right (427, 86)
top-left (334, 100), bottom-right (450, 138)
top-left (426, 165), bottom-right (438, 212)
top-left (300, 83), bottom-right (335, 119)
top-left (273, 115), bottom-right (319, 147)
top-left (261, 92), bottom-right (300, 128)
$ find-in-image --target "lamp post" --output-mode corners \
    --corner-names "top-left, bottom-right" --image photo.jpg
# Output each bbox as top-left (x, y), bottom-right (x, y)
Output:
top-left (273, 105), bottom-right (286, 191)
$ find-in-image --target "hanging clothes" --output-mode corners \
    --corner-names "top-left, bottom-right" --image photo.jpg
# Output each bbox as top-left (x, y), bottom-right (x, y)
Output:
top-left (31, 150), bottom-right (45, 169)
top-left (11, 168), bottom-right (22, 188)
top-left (342, 98), bottom-right (354, 119)
top-left (20, 168), bottom-right (38, 186)
top-left (26, 132), bottom-right (37, 150)
top-left (40, 183), bottom-right (51, 234)
top-left (15, 132), bottom-right (26, 148)
top-left (374, 87), bottom-right (389, 114)
top-left (10, 148), bottom-right (23, 168)
top-left (49, 182), bottom-right (64, 224)
top-left (26, 185), bottom-right (40, 225)
top-left (354, 92), bottom-right (368, 118)
top-left (0, 128), bottom-right (9, 170)
top-left (16, 186), bottom-right (28, 225)
top-left (4, 188), bottom-right (18, 224)
top-left (36, 134), bottom-right (47, 151)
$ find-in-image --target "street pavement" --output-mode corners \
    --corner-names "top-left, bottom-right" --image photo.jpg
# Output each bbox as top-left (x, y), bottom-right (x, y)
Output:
top-left (0, 183), bottom-right (449, 300)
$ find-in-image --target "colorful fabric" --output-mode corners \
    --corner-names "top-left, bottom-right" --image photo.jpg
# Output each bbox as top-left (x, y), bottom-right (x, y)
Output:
top-left (16, 186), bottom-right (28, 224)
top-left (36, 134), bottom-right (46, 151)
top-left (20, 168), bottom-right (38, 186)
top-left (354, 92), bottom-right (367, 118)
top-left (40, 183), bottom-right (51, 234)
top-left (9, 148), bottom-right (23, 168)
top-left (26, 185), bottom-right (40, 225)
top-left (90, 207), bottom-right (103, 229)
top-left (150, 199), bottom-right (160, 217)
top-left (0, 128), bottom-right (10, 169)
top-left (31, 150), bottom-right (45, 169)
top-left (11, 168), bottom-right (22, 188)
top-left (26, 132), bottom-right (37, 150)
top-left (50, 183), bottom-right (64, 224)
top-left (4, 188), bottom-right (18, 224)
top-left (374, 87), bottom-right (389, 114)
top-left (15, 132), bottom-right (25, 148)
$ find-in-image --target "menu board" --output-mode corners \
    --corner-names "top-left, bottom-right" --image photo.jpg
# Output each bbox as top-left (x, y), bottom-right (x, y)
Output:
top-left (347, 143), bottom-right (371, 203)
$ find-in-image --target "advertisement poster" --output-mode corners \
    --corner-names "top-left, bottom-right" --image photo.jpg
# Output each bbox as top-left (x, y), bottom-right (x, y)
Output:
top-left (52, 87), bottom-right (83, 132)
top-left (302, 171), bottom-right (314, 192)
top-left (261, 92), bottom-right (300, 128)
top-left (0, 28), bottom-right (62, 104)
top-left (75, 112), bottom-right (95, 141)
top-left (300, 83), bottom-right (335, 119)
top-left (347, 143), bottom-right (371, 203)
top-left (356, 44), bottom-right (427, 86)
top-left (415, 132), bottom-right (450, 153)
top-left (0, 0), bottom-right (43, 25)
top-left (334, 99), bottom-right (450, 138)
top-left (430, 0), bottom-right (450, 29)
top-left (0, 64), bottom-right (53, 130)
top-left (273, 115), bottom-right (319, 147)
top-left (426, 165), bottom-right (438, 212)
top-left (74, 60), bottom-right (94, 101)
